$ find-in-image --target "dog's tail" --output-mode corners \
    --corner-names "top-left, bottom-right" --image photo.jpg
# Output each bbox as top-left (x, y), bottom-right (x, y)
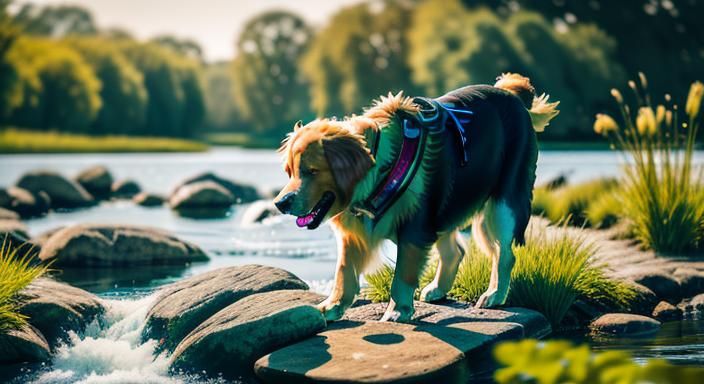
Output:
top-left (494, 73), bottom-right (559, 133)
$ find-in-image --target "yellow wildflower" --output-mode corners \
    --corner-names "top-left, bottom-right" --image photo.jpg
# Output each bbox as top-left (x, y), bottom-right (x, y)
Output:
top-left (655, 105), bottom-right (666, 125)
top-left (594, 113), bottom-right (618, 135)
top-left (610, 89), bottom-right (623, 104)
top-left (685, 81), bottom-right (703, 120)
top-left (636, 107), bottom-right (657, 135)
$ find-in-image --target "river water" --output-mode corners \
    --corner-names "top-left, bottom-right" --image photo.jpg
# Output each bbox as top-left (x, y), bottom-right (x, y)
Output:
top-left (1, 147), bottom-right (703, 383)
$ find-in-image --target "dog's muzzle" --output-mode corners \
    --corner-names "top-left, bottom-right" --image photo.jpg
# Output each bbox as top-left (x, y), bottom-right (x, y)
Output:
top-left (274, 191), bottom-right (296, 214)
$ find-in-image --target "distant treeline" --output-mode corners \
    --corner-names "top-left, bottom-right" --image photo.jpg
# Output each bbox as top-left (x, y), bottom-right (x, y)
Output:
top-left (1, 0), bottom-right (702, 141)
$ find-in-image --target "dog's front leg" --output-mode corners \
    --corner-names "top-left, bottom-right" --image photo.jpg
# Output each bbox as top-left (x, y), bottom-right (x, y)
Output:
top-left (381, 241), bottom-right (430, 322)
top-left (317, 239), bottom-right (364, 321)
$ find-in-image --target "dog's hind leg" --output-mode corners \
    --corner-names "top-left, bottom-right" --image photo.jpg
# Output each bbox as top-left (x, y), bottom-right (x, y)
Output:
top-left (419, 231), bottom-right (466, 302)
top-left (475, 199), bottom-right (519, 308)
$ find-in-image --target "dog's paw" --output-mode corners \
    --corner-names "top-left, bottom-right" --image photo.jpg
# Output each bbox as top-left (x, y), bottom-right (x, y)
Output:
top-left (316, 299), bottom-right (347, 322)
top-left (419, 283), bottom-right (446, 303)
top-left (474, 288), bottom-right (508, 309)
top-left (380, 304), bottom-right (414, 323)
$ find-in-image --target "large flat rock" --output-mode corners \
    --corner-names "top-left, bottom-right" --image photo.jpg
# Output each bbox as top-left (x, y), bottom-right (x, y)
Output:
top-left (0, 325), bottom-right (50, 364)
top-left (255, 321), bottom-right (472, 384)
top-left (590, 313), bottom-right (661, 337)
top-left (18, 278), bottom-right (105, 348)
top-left (143, 265), bottom-right (310, 352)
top-left (37, 224), bottom-right (208, 267)
top-left (170, 290), bottom-right (325, 381)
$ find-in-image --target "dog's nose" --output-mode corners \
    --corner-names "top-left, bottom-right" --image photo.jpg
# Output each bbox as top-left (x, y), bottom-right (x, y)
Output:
top-left (274, 192), bottom-right (296, 214)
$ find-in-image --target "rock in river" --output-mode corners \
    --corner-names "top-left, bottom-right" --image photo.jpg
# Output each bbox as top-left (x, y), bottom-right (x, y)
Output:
top-left (75, 165), bottom-right (114, 199)
top-left (132, 192), bottom-right (164, 207)
top-left (173, 172), bottom-right (261, 204)
top-left (18, 278), bottom-right (105, 348)
top-left (111, 179), bottom-right (141, 199)
top-left (0, 187), bottom-right (51, 218)
top-left (16, 170), bottom-right (94, 209)
top-left (0, 325), bottom-right (50, 364)
top-left (590, 313), bottom-right (660, 337)
top-left (0, 219), bottom-right (38, 255)
top-left (170, 290), bottom-right (325, 380)
top-left (143, 265), bottom-right (309, 352)
top-left (37, 224), bottom-right (208, 267)
top-left (169, 181), bottom-right (234, 216)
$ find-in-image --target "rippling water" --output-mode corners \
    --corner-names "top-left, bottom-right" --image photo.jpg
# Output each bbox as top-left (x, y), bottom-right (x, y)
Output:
top-left (1, 147), bottom-right (703, 383)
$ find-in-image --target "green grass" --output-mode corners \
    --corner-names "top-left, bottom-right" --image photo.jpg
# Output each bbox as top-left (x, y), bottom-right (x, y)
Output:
top-left (203, 132), bottom-right (283, 149)
top-left (0, 128), bottom-right (208, 153)
top-left (0, 240), bottom-right (48, 332)
top-left (534, 178), bottom-right (619, 227)
top-left (363, 229), bottom-right (635, 328)
top-left (596, 77), bottom-right (704, 253)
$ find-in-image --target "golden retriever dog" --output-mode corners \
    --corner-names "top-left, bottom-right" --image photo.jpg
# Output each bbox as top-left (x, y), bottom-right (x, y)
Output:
top-left (274, 73), bottom-right (559, 322)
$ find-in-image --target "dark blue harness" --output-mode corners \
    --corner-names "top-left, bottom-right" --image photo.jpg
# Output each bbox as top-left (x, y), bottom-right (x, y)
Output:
top-left (352, 97), bottom-right (474, 221)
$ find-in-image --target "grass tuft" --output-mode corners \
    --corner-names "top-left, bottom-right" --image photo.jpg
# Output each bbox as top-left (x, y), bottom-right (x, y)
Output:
top-left (0, 128), bottom-right (208, 153)
top-left (0, 239), bottom-right (48, 332)
top-left (536, 178), bottom-right (619, 227)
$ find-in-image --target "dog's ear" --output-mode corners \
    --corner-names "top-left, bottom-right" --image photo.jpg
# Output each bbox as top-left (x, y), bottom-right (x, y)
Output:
top-left (294, 120), bottom-right (303, 131)
top-left (322, 134), bottom-right (373, 199)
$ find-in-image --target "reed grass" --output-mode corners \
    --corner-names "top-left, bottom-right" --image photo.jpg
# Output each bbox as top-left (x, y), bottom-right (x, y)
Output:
top-left (0, 128), bottom-right (208, 153)
top-left (595, 75), bottom-right (704, 253)
top-left (0, 240), bottom-right (48, 332)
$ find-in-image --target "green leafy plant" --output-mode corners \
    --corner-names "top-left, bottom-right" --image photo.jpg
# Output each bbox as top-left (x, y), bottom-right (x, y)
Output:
top-left (0, 240), bottom-right (47, 332)
top-left (595, 75), bottom-right (704, 253)
top-left (494, 339), bottom-right (704, 384)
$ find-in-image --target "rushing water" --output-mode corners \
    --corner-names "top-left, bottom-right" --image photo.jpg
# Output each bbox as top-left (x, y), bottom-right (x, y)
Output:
top-left (1, 147), bottom-right (703, 383)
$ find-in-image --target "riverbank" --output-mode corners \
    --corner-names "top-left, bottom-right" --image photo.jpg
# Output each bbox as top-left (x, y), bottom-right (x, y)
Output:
top-left (0, 129), bottom-right (208, 153)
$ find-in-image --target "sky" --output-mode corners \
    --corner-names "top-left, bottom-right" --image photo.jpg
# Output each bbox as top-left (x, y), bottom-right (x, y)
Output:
top-left (17, 0), bottom-right (364, 62)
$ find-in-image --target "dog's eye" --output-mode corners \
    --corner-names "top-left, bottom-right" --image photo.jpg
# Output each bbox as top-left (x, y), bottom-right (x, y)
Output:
top-left (301, 168), bottom-right (319, 177)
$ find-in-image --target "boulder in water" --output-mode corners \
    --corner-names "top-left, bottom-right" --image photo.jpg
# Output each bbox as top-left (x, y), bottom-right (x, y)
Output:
top-left (111, 179), bottom-right (141, 199)
top-left (143, 265), bottom-right (309, 352)
top-left (18, 278), bottom-right (105, 348)
top-left (37, 224), bottom-right (208, 267)
top-left (133, 192), bottom-right (165, 207)
top-left (0, 325), bottom-right (50, 364)
top-left (0, 187), bottom-right (51, 218)
top-left (75, 165), bottom-right (113, 200)
top-left (173, 172), bottom-right (261, 204)
top-left (170, 290), bottom-right (325, 380)
top-left (16, 170), bottom-right (94, 209)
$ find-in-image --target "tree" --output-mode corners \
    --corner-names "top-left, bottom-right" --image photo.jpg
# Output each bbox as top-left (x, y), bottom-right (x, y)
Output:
top-left (303, 0), bottom-right (418, 116)
top-left (0, 1), bottom-right (20, 120)
top-left (232, 11), bottom-right (313, 134)
top-left (66, 37), bottom-right (148, 135)
top-left (408, 0), bottom-right (529, 95)
top-left (5, 37), bottom-right (102, 132)
top-left (152, 35), bottom-right (204, 62)
top-left (13, 4), bottom-right (97, 37)
top-left (203, 61), bottom-right (245, 131)
top-left (119, 40), bottom-right (205, 137)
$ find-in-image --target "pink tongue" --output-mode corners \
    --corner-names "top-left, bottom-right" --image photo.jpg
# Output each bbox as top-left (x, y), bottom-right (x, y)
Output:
top-left (296, 214), bottom-right (314, 227)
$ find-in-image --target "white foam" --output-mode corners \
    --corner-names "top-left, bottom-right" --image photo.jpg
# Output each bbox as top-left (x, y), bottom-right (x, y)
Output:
top-left (30, 296), bottom-right (179, 384)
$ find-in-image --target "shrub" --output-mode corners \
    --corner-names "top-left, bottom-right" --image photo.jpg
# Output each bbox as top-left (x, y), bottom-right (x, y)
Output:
top-left (0, 240), bottom-right (47, 331)
top-left (595, 76), bottom-right (704, 253)
top-left (363, 228), bottom-right (635, 327)
top-left (494, 339), bottom-right (704, 384)
top-left (544, 178), bottom-right (618, 226)
top-left (584, 191), bottom-right (622, 229)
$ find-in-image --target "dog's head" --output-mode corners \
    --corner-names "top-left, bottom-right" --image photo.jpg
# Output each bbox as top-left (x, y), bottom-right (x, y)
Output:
top-left (274, 119), bottom-right (375, 229)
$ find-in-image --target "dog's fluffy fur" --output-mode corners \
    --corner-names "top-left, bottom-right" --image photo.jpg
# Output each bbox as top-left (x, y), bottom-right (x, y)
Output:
top-left (275, 73), bottom-right (559, 322)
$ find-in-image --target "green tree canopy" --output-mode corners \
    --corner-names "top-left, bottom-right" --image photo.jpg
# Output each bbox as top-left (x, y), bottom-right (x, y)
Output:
top-left (303, 0), bottom-right (418, 116)
top-left (5, 36), bottom-right (101, 132)
top-left (203, 61), bottom-right (244, 131)
top-left (151, 35), bottom-right (204, 62)
top-left (66, 37), bottom-right (148, 135)
top-left (14, 4), bottom-right (97, 37)
top-left (232, 10), bottom-right (313, 134)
